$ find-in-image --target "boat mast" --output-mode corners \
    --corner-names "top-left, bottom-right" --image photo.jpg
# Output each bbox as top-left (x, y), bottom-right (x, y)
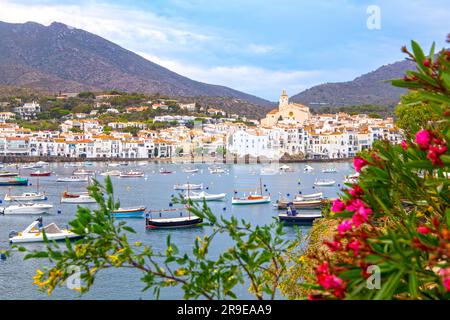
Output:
top-left (259, 178), bottom-right (263, 195)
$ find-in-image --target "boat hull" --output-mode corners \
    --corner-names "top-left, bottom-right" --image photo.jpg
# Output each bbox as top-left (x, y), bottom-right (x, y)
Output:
top-left (232, 197), bottom-right (271, 205)
top-left (10, 233), bottom-right (82, 243)
top-left (112, 207), bottom-right (146, 218)
top-left (0, 178), bottom-right (28, 186)
top-left (277, 200), bottom-right (323, 210)
top-left (146, 217), bottom-right (203, 229)
top-left (278, 213), bottom-right (322, 225)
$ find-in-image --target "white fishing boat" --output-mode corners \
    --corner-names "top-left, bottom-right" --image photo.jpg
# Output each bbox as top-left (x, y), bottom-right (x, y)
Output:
top-left (279, 165), bottom-right (295, 172)
top-left (314, 179), bottom-right (336, 186)
top-left (208, 166), bottom-right (225, 174)
top-left (183, 191), bottom-right (226, 202)
top-left (304, 165), bottom-right (314, 172)
top-left (322, 167), bottom-right (338, 173)
top-left (4, 192), bottom-right (47, 202)
top-left (183, 168), bottom-right (199, 173)
top-left (119, 170), bottom-right (144, 178)
top-left (100, 170), bottom-right (121, 176)
top-left (107, 162), bottom-right (121, 167)
top-left (0, 203), bottom-right (53, 215)
top-left (232, 194), bottom-right (271, 205)
top-left (137, 161), bottom-right (148, 166)
top-left (9, 217), bottom-right (83, 243)
top-left (57, 176), bottom-right (88, 183)
top-left (294, 192), bottom-right (323, 200)
top-left (232, 178), bottom-right (270, 205)
top-left (173, 183), bottom-right (203, 190)
top-left (36, 161), bottom-right (49, 167)
top-left (60, 191), bottom-right (96, 204)
top-left (73, 168), bottom-right (95, 175)
top-left (20, 163), bottom-right (36, 170)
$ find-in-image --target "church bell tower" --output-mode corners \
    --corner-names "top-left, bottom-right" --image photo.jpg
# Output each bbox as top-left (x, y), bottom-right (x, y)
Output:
top-left (279, 89), bottom-right (289, 109)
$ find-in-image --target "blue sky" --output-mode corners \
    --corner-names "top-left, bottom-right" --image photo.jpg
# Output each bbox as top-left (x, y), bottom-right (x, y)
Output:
top-left (0, 0), bottom-right (449, 100)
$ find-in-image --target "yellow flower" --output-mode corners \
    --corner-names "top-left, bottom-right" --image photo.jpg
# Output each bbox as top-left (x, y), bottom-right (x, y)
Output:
top-left (174, 268), bottom-right (187, 276)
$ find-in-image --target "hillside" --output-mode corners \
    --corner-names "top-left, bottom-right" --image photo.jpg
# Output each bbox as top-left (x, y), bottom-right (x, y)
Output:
top-left (291, 59), bottom-right (416, 108)
top-left (0, 21), bottom-right (273, 116)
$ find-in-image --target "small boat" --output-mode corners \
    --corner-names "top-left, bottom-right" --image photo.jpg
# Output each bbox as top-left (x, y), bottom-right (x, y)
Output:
top-left (20, 164), bottom-right (36, 170)
top-left (232, 194), bottom-right (271, 205)
top-left (30, 170), bottom-right (51, 177)
top-left (112, 206), bottom-right (146, 218)
top-left (183, 191), bottom-right (226, 202)
top-left (107, 162), bottom-right (121, 167)
top-left (9, 217), bottom-right (83, 243)
top-left (160, 168), bottom-right (174, 174)
top-left (173, 183), bottom-right (203, 191)
top-left (294, 192), bottom-right (323, 201)
top-left (4, 192), bottom-right (47, 202)
top-left (137, 161), bottom-right (148, 166)
top-left (279, 165), bottom-right (295, 172)
top-left (1, 203), bottom-right (53, 215)
top-left (73, 168), bottom-right (95, 176)
top-left (36, 161), bottom-right (49, 167)
top-left (183, 168), bottom-right (199, 173)
top-left (83, 161), bottom-right (93, 166)
top-left (278, 211), bottom-right (322, 225)
top-left (322, 167), bottom-right (337, 173)
top-left (0, 171), bottom-right (19, 177)
top-left (314, 179), bottom-right (336, 186)
top-left (304, 165), bottom-right (314, 172)
top-left (57, 176), bottom-right (88, 183)
top-left (277, 199), bottom-right (323, 210)
top-left (61, 191), bottom-right (96, 204)
top-left (119, 162), bottom-right (129, 166)
top-left (209, 166), bottom-right (225, 174)
top-left (100, 170), bottom-right (121, 176)
top-left (119, 170), bottom-right (144, 178)
top-left (260, 168), bottom-right (278, 175)
top-left (146, 211), bottom-right (203, 229)
top-left (0, 177), bottom-right (28, 186)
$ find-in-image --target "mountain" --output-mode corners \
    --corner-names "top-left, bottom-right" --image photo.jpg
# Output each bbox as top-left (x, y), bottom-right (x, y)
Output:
top-left (291, 59), bottom-right (417, 108)
top-left (0, 21), bottom-right (273, 113)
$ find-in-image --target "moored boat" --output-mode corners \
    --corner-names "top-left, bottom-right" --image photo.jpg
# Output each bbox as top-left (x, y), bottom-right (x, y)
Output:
top-left (9, 217), bottom-right (83, 243)
top-left (100, 170), bottom-right (121, 176)
top-left (119, 170), bottom-right (144, 178)
top-left (304, 165), bottom-right (314, 172)
top-left (277, 199), bottom-right (324, 210)
top-left (208, 166), bottom-right (225, 174)
top-left (0, 177), bottom-right (28, 186)
top-left (295, 192), bottom-right (323, 200)
top-left (183, 191), bottom-right (226, 202)
top-left (57, 176), bottom-right (88, 182)
top-left (173, 183), bottom-right (203, 190)
top-left (30, 170), bottom-right (51, 177)
top-left (314, 179), bottom-right (336, 186)
top-left (160, 168), bottom-right (174, 174)
top-left (183, 168), bottom-right (199, 173)
top-left (61, 191), bottom-right (96, 204)
top-left (232, 194), bottom-right (271, 205)
top-left (4, 192), bottom-right (47, 202)
top-left (278, 211), bottom-right (322, 225)
top-left (145, 210), bottom-right (203, 229)
top-left (1, 203), bottom-right (53, 215)
top-left (322, 167), bottom-right (337, 173)
top-left (73, 168), bottom-right (95, 175)
top-left (0, 170), bottom-right (19, 177)
top-left (112, 206), bottom-right (146, 218)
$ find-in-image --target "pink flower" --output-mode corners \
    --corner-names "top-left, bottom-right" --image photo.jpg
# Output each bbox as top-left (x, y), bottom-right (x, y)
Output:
top-left (415, 129), bottom-right (432, 150)
top-left (427, 145), bottom-right (447, 166)
top-left (338, 219), bottom-right (353, 235)
top-left (325, 240), bottom-right (341, 252)
top-left (345, 198), bottom-right (365, 212)
top-left (351, 206), bottom-right (372, 228)
top-left (353, 156), bottom-right (368, 172)
top-left (349, 185), bottom-right (364, 198)
top-left (331, 199), bottom-right (346, 213)
top-left (348, 239), bottom-right (361, 256)
top-left (439, 268), bottom-right (450, 292)
top-left (417, 226), bottom-right (432, 235)
top-left (400, 140), bottom-right (408, 151)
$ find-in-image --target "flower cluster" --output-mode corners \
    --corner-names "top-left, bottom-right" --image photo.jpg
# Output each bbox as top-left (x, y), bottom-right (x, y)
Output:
top-left (313, 262), bottom-right (346, 299)
top-left (415, 129), bottom-right (447, 166)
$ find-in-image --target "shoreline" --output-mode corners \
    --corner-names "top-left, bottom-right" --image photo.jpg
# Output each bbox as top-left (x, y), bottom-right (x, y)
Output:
top-left (0, 155), bottom-right (353, 164)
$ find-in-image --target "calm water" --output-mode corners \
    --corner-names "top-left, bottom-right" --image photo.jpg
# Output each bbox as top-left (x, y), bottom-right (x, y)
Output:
top-left (0, 161), bottom-right (353, 299)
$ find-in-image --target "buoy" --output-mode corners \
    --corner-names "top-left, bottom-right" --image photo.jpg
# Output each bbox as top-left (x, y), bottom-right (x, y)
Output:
top-left (57, 209), bottom-right (62, 214)
top-left (169, 203), bottom-right (173, 207)
top-left (265, 189), bottom-right (268, 192)
top-left (298, 182), bottom-right (301, 185)
top-left (0, 253), bottom-right (6, 260)
top-left (206, 187), bottom-right (209, 190)
top-left (312, 186), bottom-right (315, 189)
top-left (223, 207), bottom-right (226, 211)
top-left (287, 193), bottom-right (290, 197)
top-left (0, 200), bottom-right (2, 204)
top-left (29, 183), bottom-right (32, 186)
top-left (44, 197), bottom-right (48, 201)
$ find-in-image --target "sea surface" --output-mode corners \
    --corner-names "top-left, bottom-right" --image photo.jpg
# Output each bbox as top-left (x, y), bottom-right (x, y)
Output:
top-left (0, 161), bottom-right (354, 299)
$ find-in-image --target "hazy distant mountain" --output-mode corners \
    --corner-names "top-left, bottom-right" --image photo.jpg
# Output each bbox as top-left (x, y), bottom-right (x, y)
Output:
top-left (291, 59), bottom-right (416, 108)
top-left (0, 21), bottom-right (273, 112)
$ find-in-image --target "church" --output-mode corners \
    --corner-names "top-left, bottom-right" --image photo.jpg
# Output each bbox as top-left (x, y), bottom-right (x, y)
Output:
top-left (261, 89), bottom-right (311, 127)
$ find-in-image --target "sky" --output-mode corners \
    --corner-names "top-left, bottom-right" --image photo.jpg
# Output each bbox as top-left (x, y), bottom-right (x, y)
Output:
top-left (0, 0), bottom-right (449, 101)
